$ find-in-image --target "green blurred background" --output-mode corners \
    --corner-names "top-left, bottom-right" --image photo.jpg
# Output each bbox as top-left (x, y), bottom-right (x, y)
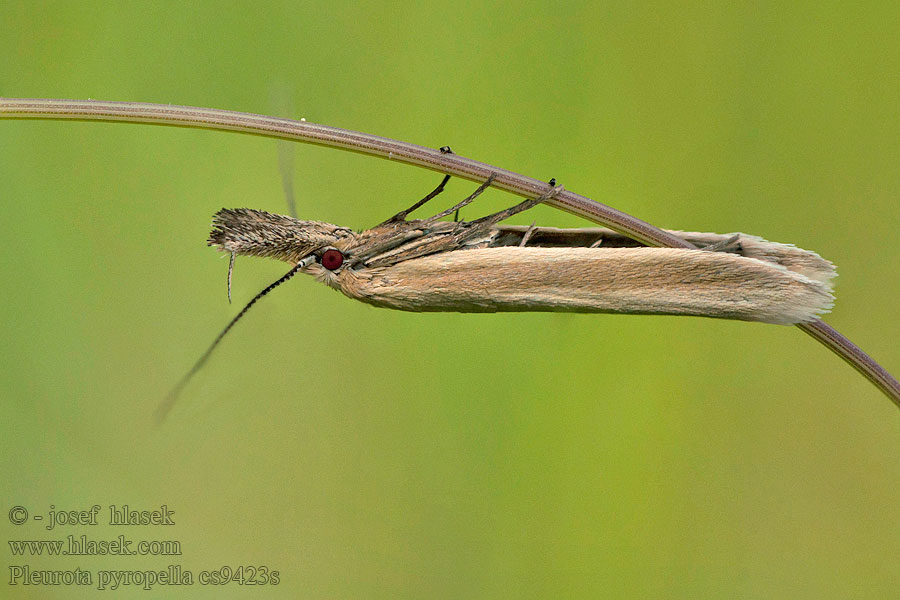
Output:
top-left (2, 2), bottom-right (898, 598)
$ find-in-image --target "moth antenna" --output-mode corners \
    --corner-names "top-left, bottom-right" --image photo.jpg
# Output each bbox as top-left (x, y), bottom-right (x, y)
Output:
top-left (227, 251), bottom-right (236, 304)
top-left (278, 139), bottom-right (298, 218)
top-left (271, 89), bottom-right (300, 218)
top-left (155, 258), bottom-right (310, 423)
top-left (425, 172), bottom-right (497, 222)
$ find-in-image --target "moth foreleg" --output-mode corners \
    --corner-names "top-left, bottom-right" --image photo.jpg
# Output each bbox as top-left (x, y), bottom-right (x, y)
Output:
top-left (382, 173), bottom-right (452, 224)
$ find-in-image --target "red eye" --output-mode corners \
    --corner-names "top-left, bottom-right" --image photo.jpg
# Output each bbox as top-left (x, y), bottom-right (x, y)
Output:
top-left (321, 248), bottom-right (344, 270)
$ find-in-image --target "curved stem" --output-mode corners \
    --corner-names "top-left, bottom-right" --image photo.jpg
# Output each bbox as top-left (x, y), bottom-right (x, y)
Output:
top-left (799, 320), bottom-right (900, 408)
top-left (0, 97), bottom-right (688, 247)
top-left (2, 97), bottom-right (897, 408)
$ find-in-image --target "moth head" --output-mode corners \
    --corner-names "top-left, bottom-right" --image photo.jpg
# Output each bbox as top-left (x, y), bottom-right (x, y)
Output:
top-left (208, 208), bottom-right (357, 266)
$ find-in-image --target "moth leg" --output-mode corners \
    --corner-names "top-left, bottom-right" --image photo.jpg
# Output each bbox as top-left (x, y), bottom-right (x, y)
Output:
top-left (472, 180), bottom-right (564, 228)
top-left (518, 221), bottom-right (538, 247)
top-left (380, 146), bottom-right (458, 224)
top-left (424, 172), bottom-right (497, 222)
top-left (701, 234), bottom-right (741, 253)
top-left (381, 173), bottom-right (452, 224)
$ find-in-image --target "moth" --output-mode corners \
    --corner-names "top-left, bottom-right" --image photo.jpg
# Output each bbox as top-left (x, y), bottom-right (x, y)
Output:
top-left (210, 174), bottom-right (835, 325)
top-left (158, 173), bottom-right (834, 418)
